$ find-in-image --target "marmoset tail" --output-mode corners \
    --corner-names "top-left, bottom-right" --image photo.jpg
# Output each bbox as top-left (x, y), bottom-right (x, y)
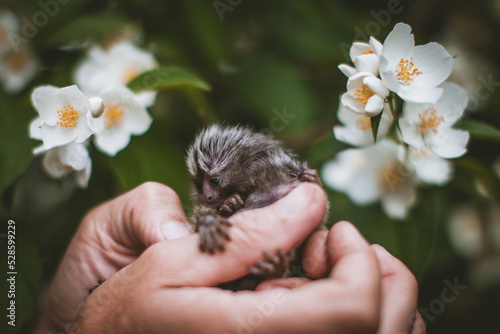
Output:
top-left (186, 124), bottom-right (328, 290)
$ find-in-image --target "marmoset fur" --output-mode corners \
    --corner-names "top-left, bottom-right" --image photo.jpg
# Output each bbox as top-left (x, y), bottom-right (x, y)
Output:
top-left (187, 124), bottom-right (327, 290)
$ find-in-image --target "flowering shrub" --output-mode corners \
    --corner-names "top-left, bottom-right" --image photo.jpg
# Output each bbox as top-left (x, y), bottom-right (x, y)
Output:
top-left (1, 3), bottom-right (500, 333)
top-left (322, 22), bottom-right (471, 219)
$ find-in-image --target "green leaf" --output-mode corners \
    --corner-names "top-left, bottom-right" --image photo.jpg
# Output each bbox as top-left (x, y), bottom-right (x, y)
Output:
top-left (127, 67), bottom-right (211, 93)
top-left (0, 100), bottom-right (36, 196)
top-left (370, 112), bottom-right (382, 143)
top-left (455, 119), bottom-right (500, 142)
top-left (48, 14), bottom-right (130, 46)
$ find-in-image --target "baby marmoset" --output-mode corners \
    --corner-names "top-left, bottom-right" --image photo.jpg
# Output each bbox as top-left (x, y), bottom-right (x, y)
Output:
top-left (187, 124), bottom-right (327, 290)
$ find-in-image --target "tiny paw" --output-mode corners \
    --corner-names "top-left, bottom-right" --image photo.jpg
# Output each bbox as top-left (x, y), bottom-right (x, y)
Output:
top-left (219, 193), bottom-right (244, 215)
top-left (298, 169), bottom-right (322, 185)
top-left (248, 248), bottom-right (297, 277)
top-left (197, 213), bottom-right (232, 254)
top-left (88, 279), bottom-right (106, 295)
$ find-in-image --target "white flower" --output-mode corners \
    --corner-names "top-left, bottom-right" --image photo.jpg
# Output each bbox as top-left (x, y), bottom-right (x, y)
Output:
top-left (339, 37), bottom-right (383, 78)
top-left (334, 100), bottom-right (393, 146)
top-left (31, 85), bottom-right (95, 149)
top-left (92, 86), bottom-right (152, 156)
top-left (379, 23), bottom-right (453, 104)
top-left (0, 46), bottom-right (38, 94)
top-left (448, 205), bottom-right (483, 259)
top-left (0, 10), bottom-right (19, 54)
top-left (408, 147), bottom-right (452, 185)
top-left (321, 139), bottom-right (417, 219)
top-left (74, 40), bottom-right (158, 107)
top-left (41, 142), bottom-right (92, 188)
top-left (399, 82), bottom-right (469, 158)
top-left (341, 72), bottom-right (389, 117)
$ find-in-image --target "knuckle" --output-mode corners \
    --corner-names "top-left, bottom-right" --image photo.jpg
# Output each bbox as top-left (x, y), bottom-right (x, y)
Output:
top-left (134, 181), bottom-right (179, 201)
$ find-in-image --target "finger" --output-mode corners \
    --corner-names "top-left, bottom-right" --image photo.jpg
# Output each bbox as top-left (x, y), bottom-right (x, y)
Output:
top-left (88, 182), bottom-right (193, 249)
top-left (131, 182), bottom-right (327, 287)
top-left (150, 220), bottom-right (380, 333)
top-left (371, 244), bottom-right (419, 334)
top-left (302, 229), bottom-right (328, 279)
top-left (410, 312), bottom-right (427, 334)
top-left (328, 221), bottom-right (380, 286)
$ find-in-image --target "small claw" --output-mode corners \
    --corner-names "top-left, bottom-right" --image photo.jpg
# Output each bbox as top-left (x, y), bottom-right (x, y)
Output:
top-left (212, 231), bottom-right (226, 251)
top-left (248, 266), bottom-right (261, 275)
top-left (298, 169), bottom-right (321, 184)
top-left (264, 251), bottom-right (280, 265)
top-left (218, 224), bottom-right (231, 241)
top-left (220, 204), bottom-right (232, 213)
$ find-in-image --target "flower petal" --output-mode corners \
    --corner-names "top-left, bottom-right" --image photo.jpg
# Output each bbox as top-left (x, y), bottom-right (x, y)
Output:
top-left (341, 92), bottom-right (365, 114)
top-left (381, 23), bottom-right (414, 70)
top-left (397, 84), bottom-right (443, 104)
top-left (355, 54), bottom-right (379, 76)
top-left (59, 143), bottom-right (90, 171)
top-left (399, 117), bottom-right (425, 151)
top-left (350, 42), bottom-right (371, 61)
top-left (42, 148), bottom-right (70, 178)
top-left (93, 128), bottom-right (132, 156)
top-left (434, 82), bottom-right (468, 125)
top-left (58, 85), bottom-right (91, 116)
top-left (337, 99), bottom-right (361, 125)
top-left (409, 149), bottom-right (452, 185)
top-left (338, 64), bottom-right (357, 78)
top-left (41, 124), bottom-right (77, 149)
top-left (75, 161), bottom-right (92, 188)
top-left (347, 170), bottom-right (381, 205)
top-left (379, 55), bottom-right (400, 92)
top-left (74, 121), bottom-right (94, 144)
top-left (334, 125), bottom-right (373, 146)
top-left (410, 43), bottom-right (453, 88)
top-left (364, 76), bottom-right (389, 97)
top-left (34, 89), bottom-right (63, 125)
top-left (29, 117), bottom-right (43, 140)
top-left (381, 182), bottom-right (416, 220)
top-left (369, 37), bottom-right (383, 55)
top-left (429, 128), bottom-right (469, 158)
top-left (365, 95), bottom-right (385, 116)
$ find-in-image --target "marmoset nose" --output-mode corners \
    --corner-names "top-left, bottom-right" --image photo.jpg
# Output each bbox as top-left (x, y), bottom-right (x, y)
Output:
top-left (203, 181), bottom-right (218, 203)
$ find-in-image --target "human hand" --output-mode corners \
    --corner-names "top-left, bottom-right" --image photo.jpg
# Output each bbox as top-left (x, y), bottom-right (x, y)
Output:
top-left (295, 224), bottom-right (427, 334)
top-left (33, 182), bottom-right (194, 333)
top-left (69, 182), bottom-right (423, 334)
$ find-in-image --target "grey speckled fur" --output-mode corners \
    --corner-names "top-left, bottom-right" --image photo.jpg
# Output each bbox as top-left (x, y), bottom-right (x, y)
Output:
top-left (186, 124), bottom-right (327, 290)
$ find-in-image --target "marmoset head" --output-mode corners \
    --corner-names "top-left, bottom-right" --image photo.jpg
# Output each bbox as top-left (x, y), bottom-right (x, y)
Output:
top-left (186, 124), bottom-right (279, 207)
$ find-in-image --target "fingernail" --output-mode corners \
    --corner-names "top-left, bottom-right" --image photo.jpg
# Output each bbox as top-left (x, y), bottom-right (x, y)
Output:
top-left (161, 221), bottom-right (192, 240)
top-left (278, 184), bottom-right (311, 217)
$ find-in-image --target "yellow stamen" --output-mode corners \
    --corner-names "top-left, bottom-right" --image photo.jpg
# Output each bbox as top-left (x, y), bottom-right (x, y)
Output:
top-left (354, 84), bottom-right (375, 105)
top-left (419, 107), bottom-right (444, 134)
top-left (362, 50), bottom-right (374, 55)
top-left (104, 104), bottom-right (124, 128)
top-left (356, 116), bottom-right (372, 132)
top-left (395, 58), bottom-right (422, 85)
top-left (56, 106), bottom-right (79, 128)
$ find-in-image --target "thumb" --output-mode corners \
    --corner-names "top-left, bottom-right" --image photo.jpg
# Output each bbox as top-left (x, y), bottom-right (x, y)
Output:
top-left (123, 182), bottom-right (193, 246)
top-left (131, 182), bottom-right (327, 287)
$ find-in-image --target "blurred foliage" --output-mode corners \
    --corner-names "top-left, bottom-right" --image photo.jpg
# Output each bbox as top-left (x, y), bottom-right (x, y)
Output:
top-left (0, 0), bottom-right (499, 333)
